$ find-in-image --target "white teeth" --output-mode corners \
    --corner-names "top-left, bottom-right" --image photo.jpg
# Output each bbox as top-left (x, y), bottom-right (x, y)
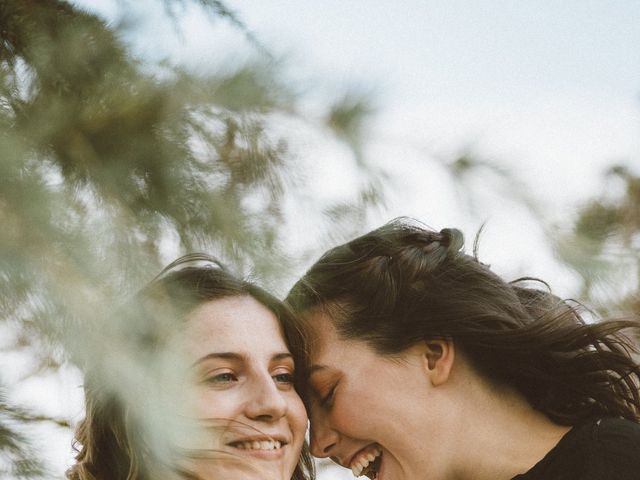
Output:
top-left (234, 440), bottom-right (282, 450)
top-left (350, 447), bottom-right (382, 477)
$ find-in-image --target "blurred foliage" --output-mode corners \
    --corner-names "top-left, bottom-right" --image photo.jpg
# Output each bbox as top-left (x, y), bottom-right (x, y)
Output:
top-left (326, 91), bottom-right (375, 162)
top-left (443, 149), bottom-right (541, 217)
top-left (0, 0), bottom-right (381, 476)
top-left (552, 165), bottom-right (640, 315)
top-left (0, 387), bottom-right (46, 479)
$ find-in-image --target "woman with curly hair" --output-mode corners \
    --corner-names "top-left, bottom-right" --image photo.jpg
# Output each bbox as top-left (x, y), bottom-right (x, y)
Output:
top-left (68, 254), bottom-right (314, 480)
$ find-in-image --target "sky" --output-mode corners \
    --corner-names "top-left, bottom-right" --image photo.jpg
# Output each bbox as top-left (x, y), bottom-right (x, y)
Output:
top-left (161, 0), bottom-right (640, 294)
top-left (95, 0), bottom-right (640, 289)
top-left (12, 1), bottom-right (640, 478)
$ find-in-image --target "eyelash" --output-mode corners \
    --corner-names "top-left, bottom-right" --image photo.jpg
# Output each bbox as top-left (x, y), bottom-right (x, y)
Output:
top-left (273, 372), bottom-right (295, 384)
top-left (205, 371), bottom-right (295, 385)
top-left (207, 372), bottom-right (238, 384)
top-left (320, 385), bottom-right (337, 407)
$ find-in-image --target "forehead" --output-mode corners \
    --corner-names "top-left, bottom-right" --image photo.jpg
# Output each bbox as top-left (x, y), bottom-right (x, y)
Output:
top-left (178, 295), bottom-right (288, 359)
top-left (304, 310), bottom-right (364, 364)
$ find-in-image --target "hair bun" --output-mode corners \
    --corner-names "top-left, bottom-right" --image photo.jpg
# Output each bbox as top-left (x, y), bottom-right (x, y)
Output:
top-left (439, 228), bottom-right (464, 253)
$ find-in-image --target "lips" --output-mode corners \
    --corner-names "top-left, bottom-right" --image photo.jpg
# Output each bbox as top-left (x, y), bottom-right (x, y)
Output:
top-left (225, 435), bottom-right (289, 459)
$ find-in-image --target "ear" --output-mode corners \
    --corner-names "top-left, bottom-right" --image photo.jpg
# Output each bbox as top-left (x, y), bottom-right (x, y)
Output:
top-left (421, 339), bottom-right (455, 386)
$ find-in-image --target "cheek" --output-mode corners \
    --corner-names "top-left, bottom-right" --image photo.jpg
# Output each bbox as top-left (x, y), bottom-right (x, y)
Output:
top-left (287, 393), bottom-right (309, 439)
top-left (330, 382), bottom-right (388, 436)
top-left (330, 398), bottom-right (363, 434)
top-left (188, 386), bottom-right (241, 420)
top-left (283, 394), bottom-right (308, 476)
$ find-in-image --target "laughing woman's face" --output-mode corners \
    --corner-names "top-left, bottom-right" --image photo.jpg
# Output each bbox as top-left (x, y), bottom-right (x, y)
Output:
top-left (305, 312), bottom-right (453, 480)
top-left (171, 295), bottom-right (308, 480)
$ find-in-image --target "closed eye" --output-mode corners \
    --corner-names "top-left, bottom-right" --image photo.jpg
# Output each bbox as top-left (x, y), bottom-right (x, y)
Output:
top-left (320, 385), bottom-right (337, 407)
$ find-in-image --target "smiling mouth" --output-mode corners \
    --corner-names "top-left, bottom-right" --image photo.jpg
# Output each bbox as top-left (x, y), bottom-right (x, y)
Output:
top-left (224, 437), bottom-right (290, 459)
top-left (350, 444), bottom-right (382, 479)
top-left (227, 439), bottom-right (284, 450)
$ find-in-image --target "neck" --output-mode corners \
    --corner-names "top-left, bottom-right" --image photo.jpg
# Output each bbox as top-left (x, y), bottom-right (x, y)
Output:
top-left (428, 363), bottom-right (572, 480)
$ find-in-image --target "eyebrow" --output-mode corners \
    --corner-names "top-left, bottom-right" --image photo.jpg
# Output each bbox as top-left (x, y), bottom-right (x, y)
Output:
top-left (191, 352), bottom-right (294, 368)
top-left (273, 353), bottom-right (294, 362)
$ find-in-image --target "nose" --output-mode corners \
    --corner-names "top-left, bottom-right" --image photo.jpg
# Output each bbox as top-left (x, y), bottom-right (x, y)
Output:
top-left (309, 411), bottom-right (339, 458)
top-left (244, 374), bottom-right (288, 422)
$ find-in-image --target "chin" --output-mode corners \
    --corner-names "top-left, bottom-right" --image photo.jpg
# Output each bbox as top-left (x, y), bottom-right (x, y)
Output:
top-left (184, 457), bottom-right (294, 480)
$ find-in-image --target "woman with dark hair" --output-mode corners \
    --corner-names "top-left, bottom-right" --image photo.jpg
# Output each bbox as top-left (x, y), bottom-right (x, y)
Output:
top-left (67, 254), bottom-right (314, 480)
top-left (286, 219), bottom-right (640, 480)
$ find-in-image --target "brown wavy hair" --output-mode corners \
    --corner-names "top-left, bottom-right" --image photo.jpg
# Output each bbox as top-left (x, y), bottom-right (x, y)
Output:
top-left (286, 218), bottom-right (640, 425)
top-left (67, 254), bottom-right (315, 480)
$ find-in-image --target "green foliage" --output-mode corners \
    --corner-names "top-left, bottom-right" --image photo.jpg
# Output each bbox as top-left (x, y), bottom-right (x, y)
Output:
top-left (0, 0), bottom-right (381, 476)
top-left (438, 149), bottom-right (541, 218)
top-left (0, 0), bottom-right (369, 348)
top-left (0, 388), bottom-right (45, 479)
top-left (574, 201), bottom-right (621, 247)
top-left (552, 165), bottom-right (640, 314)
top-left (326, 90), bottom-right (375, 162)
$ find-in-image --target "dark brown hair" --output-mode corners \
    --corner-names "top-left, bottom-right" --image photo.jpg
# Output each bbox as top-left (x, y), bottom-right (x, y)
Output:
top-left (68, 254), bottom-right (314, 480)
top-left (286, 219), bottom-right (640, 425)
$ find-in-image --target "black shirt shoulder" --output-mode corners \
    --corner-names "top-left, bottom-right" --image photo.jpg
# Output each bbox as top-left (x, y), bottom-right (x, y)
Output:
top-left (513, 418), bottom-right (640, 480)
top-left (590, 418), bottom-right (640, 478)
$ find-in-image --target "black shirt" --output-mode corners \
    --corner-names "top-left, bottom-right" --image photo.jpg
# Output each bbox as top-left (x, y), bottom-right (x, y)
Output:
top-left (512, 418), bottom-right (640, 479)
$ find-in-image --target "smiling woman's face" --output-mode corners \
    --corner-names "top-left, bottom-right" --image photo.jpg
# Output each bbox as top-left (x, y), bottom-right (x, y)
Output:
top-left (170, 295), bottom-right (308, 480)
top-left (306, 312), bottom-right (451, 480)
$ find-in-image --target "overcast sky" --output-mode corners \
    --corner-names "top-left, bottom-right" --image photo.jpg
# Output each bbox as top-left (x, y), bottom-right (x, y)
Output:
top-left (84, 0), bottom-right (640, 287)
top-left (162, 0), bottom-right (638, 296)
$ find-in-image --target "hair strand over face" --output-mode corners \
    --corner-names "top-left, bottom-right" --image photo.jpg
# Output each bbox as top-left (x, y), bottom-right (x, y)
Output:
top-left (68, 254), bottom-right (314, 480)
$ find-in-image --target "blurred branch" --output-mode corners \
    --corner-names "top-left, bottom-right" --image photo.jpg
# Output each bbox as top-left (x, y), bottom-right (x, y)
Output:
top-left (1, 402), bottom-right (71, 430)
top-left (550, 163), bottom-right (640, 314)
top-left (429, 147), bottom-right (542, 219)
top-left (0, 389), bottom-right (45, 478)
top-left (159, 0), bottom-right (271, 57)
top-left (326, 90), bottom-right (376, 165)
top-left (0, 0), bottom-right (383, 404)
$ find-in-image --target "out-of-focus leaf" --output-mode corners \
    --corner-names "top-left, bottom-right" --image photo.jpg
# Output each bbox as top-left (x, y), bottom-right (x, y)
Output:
top-left (326, 91), bottom-right (375, 163)
top-left (574, 201), bottom-right (621, 248)
top-left (0, 388), bottom-right (45, 478)
top-left (553, 164), bottom-right (640, 312)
